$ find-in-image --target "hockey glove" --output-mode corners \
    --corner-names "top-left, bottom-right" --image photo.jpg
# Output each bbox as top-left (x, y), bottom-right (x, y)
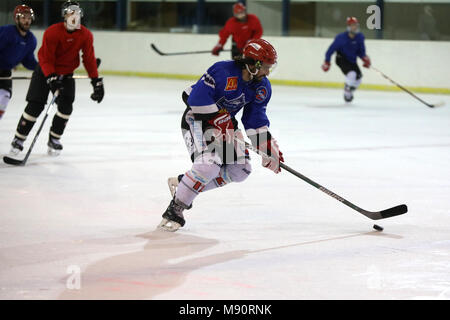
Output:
top-left (207, 111), bottom-right (235, 144)
top-left (259, 138), bottom-right (284, 174)
top-left (90, 77), bottom-right (104, 103)
top-left (321, 61), bottom-right (331, 72)
top-left (46, 74), bottom-right (64, 94)
top-left (212, 44), bottom-right (223, 56)
top-left (362, 56), bottom-right (371, 68)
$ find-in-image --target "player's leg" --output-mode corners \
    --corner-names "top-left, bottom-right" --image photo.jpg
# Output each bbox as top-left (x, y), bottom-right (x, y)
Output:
top-left (10, 66), bottom-right (49, 155)
top-left (344, 69), bottom-right (362, 102)
top-left (47, 75), bottom-right (75, 156)
top-left (335, 53), bottom-right (362, 102)
top-left (202, 137), bottom-right (252, 191)
top-left (0, 70), bottom-right (12, 120)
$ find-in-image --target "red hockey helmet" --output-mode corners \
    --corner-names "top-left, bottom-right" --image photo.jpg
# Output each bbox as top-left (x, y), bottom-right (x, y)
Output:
top-left (346, 17), bottom-right (360, 34)
top-left (346, 17), bottom-right (359, 26)
top-left (13, 4), bottom-right (35, 21)
top-left (243, 39), bottom-right (277, 66)
top-left (233, 3), bottom-right (246, 15)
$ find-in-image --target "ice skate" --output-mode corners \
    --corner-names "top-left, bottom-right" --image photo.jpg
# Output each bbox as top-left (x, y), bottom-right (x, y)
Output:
top-left (9, 138), bottom-right (24, 156)
top-left (47, 136), bottom-right (63, 156)
top-left (158, 198), bottom-right (189, 232)
top-left (344, 84), bottom-right (354, 103)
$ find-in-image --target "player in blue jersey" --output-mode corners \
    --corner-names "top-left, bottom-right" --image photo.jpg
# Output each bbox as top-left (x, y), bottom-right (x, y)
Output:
top-left (0, 4), bottom-right (38, 119)
top-left (158, 39), bottom-right (284, 232)
top-left (321, 17), bottom-right (371, 102)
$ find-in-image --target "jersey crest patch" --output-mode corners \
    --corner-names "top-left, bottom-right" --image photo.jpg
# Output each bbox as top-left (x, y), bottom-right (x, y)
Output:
top-left (225, 77), bottom-right (238, 91)
top-left (216, 93), bottom-right (246, 112)
top-left (255, 86), bottom-right (268, 103)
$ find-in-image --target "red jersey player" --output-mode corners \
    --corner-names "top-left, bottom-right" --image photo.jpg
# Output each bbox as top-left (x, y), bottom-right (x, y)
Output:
top-left (211, 2), bottom-right (263, 59)
top-left (9, 1), bottom-right (104, 157)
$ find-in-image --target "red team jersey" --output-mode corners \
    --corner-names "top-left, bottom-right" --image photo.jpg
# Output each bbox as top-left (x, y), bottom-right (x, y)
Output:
top-left (218, 14), bottom-right (263, 50)
top-left (38, 22), bottom-right (98, 78)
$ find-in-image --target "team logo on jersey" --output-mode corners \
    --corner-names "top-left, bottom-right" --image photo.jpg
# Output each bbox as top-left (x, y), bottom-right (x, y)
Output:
top-left (225, 77), bottom-right (238, 91)
top-left (216, 93), bottom-right (246, 112)
top-left (255, 86), bottom-right (268, 102)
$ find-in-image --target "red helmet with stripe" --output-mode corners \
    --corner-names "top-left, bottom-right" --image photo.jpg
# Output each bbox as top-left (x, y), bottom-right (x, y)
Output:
top-left (243, 39), bottom-right (277, 65)
top-left (13, 4), bottom-right (35, 21)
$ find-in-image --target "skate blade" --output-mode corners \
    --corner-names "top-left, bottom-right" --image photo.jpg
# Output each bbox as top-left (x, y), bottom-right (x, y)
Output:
top-left (167, 177), bottom-right (179, 197)
top-left (47, 148), bottom-right (61, 156)
top-left (157, 218), bottom-right (181, 232)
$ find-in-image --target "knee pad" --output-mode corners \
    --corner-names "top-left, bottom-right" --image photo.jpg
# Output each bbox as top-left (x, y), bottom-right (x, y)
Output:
top-left (190, 162), bottom-right (222, 185)
top-left (24, 101), bottom-right (45, 118)
top-left (223, 162), bottom-right (252, 183)
top-left (345, 71), bottom-right (362, 89)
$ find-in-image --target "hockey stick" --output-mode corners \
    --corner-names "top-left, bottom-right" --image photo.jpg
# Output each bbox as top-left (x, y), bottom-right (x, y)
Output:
top-left (0, 58), bottom-right (102, 80)
top-left (150, 43), bottom-right (231, 56)
top-left (238, 139), bottom-right (407, 220)
top-left (3, 92), bottom-right (59, 166)
top-left (371, 66), bottom-right (444, 108)
top-left (0, 75), bottom-right (90, 80)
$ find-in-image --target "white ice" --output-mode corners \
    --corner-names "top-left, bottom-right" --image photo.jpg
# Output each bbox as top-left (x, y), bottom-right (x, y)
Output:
top-left (1, 73), bottom-right (449, 300)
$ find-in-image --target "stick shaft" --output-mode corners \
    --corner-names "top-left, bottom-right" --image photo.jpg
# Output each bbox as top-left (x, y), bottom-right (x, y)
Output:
top-left (371, 66), bottom-right (434, 108)
top-left (151, 43), bottom-right (230, 56)
top-left (0, 75), bottom-right (90, 80)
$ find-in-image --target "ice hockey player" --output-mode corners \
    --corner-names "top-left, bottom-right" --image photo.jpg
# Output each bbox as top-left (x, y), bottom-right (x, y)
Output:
top-left (321, 17), bottom-right (371, 102)
top-left (159, 39), bottom-right (284, 232)
top-left (0, 4), bottom-right (38, 119)
top-left (9, 1), bottom-right (104, 156)
top-left (212, 2), bottom-right (263, 59)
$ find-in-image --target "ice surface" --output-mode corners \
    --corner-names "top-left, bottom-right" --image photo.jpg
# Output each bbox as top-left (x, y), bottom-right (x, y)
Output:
top-left (0, 73), bottom-right (449, 299)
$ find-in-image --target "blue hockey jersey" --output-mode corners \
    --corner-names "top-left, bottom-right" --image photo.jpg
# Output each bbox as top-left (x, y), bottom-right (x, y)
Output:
top-left (187, 61), bottom-right (271, 131)
top-left (0, 24), bottom-right (37, 70)
top-left (325, 31), bottom-right (366, 64)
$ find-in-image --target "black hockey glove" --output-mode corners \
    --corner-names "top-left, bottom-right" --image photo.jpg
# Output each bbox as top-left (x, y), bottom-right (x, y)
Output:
top-left (46, 74), bottom-right (64, 94)
top-left (90, 77), bottom-right (104, 103)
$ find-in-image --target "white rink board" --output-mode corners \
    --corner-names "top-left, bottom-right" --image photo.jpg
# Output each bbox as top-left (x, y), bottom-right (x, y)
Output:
top-left (0, 75), bottom-right (450, 299)
top-left (29, 30), bottom-right (450, 89)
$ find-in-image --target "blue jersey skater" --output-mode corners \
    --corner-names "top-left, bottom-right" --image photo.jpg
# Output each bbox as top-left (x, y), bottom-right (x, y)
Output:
top-left (321, 17), bottom-right (371, 102)
top-left (159, 39), bottom-right (284, 232)
top-left (0, 5), bottom-right (38, 119)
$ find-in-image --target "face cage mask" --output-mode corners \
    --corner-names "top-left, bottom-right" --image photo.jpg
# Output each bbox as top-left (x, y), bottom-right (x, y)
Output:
top-left (347, 24), bottom-right (360, 35)
top-left (64, 5), bottom-right (83, 30)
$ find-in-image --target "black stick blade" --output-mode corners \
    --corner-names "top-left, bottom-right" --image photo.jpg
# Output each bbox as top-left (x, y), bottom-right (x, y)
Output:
top-left (3, 156), bottom-right (25, 166)
top-left (379, 204), bottom-right (408, 219)
top-left (150, 43), bottom-right (165, 56)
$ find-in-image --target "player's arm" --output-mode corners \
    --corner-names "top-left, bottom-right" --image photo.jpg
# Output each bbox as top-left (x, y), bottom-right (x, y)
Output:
top-left (20, 37), bottom-right (38, 71)
top-left (322, 36), bottom-right (340, 72)
top-left (39, 28), bottom-right (65, 93)
top-left (39, 28), bottom-right (58, 77)
top-left (0, 27), bottom-right (13, 52)
top-left (81, 30), bottom-right (104, 103)
top-left (212, 19), bottom-right (232, 56)
top-left (242, 87), bottom-right (284, 174)
top-left (251, 15), bottom-right (263, 39)
top-left (188, 72), bottom-right (234, 143)
top-left (358, 35), bottom-right (371, 68)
